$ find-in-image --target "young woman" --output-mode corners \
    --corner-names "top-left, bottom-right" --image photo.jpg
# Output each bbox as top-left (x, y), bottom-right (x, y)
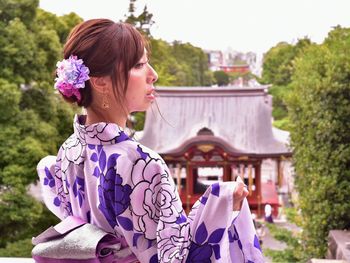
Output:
top-left (37, 19), bottom-right (264, 262)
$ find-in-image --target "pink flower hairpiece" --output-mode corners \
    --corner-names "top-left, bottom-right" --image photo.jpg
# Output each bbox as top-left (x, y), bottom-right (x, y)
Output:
top-left (54, 55), bottom-right (90, 102)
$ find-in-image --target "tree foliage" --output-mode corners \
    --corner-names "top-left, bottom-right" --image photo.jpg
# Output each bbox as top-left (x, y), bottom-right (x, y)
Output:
top-left (0, 0), bottom-right (76, 252)
top-left (149, 38), bottom-right (214, 87)
top-left (213, 71), bottom-right (229, 86)
top-left (0, 0), bottom-right (38, 27)
top-left (287, 26), bottom-right (350, 258)
top-left (263, 223), bottom-right (304, 262)
top-left (124, 0), bottom-right (154, 36)
top-left (261, 39), bottom-right (311, 129)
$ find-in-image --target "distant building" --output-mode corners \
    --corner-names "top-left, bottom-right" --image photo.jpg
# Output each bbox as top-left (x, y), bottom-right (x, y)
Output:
top-left (207, 50), bottom-right (224, 71)
top-left (206, 49), bottom-right (262, 77)
top-left (219, 64), bottom-right (250, 74)
top-left (139, 85), bottom-right (293, 218)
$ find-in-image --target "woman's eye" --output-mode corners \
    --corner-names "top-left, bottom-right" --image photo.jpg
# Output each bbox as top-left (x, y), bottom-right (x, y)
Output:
top-left (134, 61), bottom-right (147, 69)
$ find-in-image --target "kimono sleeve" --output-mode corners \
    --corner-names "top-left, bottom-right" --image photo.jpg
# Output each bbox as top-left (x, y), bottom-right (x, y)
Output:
top-left (37, 155), bottom-right (65, 220)
top-left (114, 156), bottom-right (264, 263)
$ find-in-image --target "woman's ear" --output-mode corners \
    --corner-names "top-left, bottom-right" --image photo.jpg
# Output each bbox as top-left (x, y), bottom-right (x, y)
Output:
top-left (89, 76), bottom-right (111, 93)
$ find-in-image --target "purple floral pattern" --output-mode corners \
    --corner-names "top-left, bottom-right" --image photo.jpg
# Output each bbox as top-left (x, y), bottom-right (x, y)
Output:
top-left (158, 222), bottom-right (191, 262)
top-left (130, 157), bottom-right (182, 240)
top-left (137, 145), bottom-right (149, 160)
top-left (186, 222), bottom-right (225, 262)
top-left (254, 234), bottom-right (262, 251)
top-left (97, 150), bottom-right (132, 229)
top-left (43, 167), bottom-right (55, 188)
top-left (89, 145), bottom-right (105, 177)
top-left (44, 154), bottom-right (73, 217)
top-left (72, 176), bottom-right (85, 207)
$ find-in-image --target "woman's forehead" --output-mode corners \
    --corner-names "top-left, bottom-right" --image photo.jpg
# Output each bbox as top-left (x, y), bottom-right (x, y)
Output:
top-left (143, 48), bottom-right (150, 59)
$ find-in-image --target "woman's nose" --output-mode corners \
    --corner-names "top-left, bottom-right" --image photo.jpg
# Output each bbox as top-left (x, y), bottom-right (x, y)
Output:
top-left (148, 64), bottom-right (158, 83)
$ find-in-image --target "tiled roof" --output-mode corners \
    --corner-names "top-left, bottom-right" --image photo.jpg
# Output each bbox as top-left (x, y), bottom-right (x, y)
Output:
top-left (140, 86), bottom-right (291, 156)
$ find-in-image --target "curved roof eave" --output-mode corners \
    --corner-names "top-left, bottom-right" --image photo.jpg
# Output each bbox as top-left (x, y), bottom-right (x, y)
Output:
top-left (159, 135), bottom-right (292, 158)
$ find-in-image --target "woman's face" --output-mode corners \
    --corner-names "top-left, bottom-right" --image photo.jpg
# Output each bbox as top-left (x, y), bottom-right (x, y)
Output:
top-left (125, 50), bottom-right (158, 113)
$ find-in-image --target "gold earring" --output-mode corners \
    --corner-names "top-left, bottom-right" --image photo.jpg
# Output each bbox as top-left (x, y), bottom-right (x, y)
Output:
top-left (102, 87), bottom-right (110, 109)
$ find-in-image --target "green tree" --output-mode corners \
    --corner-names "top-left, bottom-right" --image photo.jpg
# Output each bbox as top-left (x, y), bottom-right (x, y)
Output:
top-left (0, 0), bottom-right (38, 27)
top-left (149, 38), bottom-right (177, 86)
top-left (0, 18), bottom-right (37, 84)
top-left (261, 42), bottom-right (295, 86)
top-left (0, 0), bottom-right (79, 253)
top-left (213, 71), bottom-right (229, 86)
top-left (287, 26), bottom-right (350, 258)
top-left (261, 38), bottom-right (311, 129)
top-left (150, 39), bottom-right (213, 87)
top-left (228, 71), bottom-right (257, 84)
top-left (34, 9), bottom-right (82, 44)
top-left (124, 0), bottom-right (154, 36)
top-left (171, 41), bottom-right (212, 86)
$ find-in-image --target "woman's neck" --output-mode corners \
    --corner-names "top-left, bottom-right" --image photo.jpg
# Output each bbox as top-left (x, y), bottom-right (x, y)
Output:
top-left (85, 106), bottom-right (127, 128)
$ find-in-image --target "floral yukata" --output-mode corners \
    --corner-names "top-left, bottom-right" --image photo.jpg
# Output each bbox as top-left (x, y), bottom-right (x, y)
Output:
top-left (37, 115), bottom-right (264, 263)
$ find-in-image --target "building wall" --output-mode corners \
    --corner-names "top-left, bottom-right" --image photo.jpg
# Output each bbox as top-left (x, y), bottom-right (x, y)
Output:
top-left (261, 158), bottom-right (294, 194)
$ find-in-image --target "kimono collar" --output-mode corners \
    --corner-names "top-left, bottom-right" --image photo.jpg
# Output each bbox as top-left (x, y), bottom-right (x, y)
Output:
top-left (73, 115), bottom-right (131, 145)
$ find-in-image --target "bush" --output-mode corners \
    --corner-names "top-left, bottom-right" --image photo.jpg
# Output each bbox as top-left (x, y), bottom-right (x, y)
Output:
top-left (0, 238), bottom-right (33, 257)
top-left (287, 26), bottom-right (350, 258)
top-left (263, 224), bottom-right (305, 262)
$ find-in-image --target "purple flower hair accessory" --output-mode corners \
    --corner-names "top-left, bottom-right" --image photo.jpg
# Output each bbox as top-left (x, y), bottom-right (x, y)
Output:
top-left (54, 55), bottom-right (90, 102)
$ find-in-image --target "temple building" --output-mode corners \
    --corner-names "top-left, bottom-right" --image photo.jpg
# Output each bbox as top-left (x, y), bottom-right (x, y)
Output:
top-left (138, 85), bottom-right (293, 218)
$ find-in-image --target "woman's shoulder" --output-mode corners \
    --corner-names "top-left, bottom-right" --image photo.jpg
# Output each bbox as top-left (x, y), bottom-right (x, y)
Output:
top-left (57, 133), bottom-right (80, 153)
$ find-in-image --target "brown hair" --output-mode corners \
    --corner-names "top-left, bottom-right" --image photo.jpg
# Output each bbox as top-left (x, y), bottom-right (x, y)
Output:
top-left (61, 19), bottom-right (148, 108)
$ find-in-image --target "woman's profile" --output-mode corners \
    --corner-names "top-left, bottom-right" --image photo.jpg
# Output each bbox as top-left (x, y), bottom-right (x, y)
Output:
top-left (37, 18), bottom-right (264, 262)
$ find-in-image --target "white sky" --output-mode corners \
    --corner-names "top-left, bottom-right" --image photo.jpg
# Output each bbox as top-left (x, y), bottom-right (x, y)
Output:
top-left (39, 0), bottom-right (350, 54)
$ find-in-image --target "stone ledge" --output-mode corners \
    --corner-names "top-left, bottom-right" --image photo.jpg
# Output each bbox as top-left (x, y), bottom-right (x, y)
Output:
top-left (326, 230), bottom-right (350, 262)
top-left (309, 259), bottom-right (347, 263)
top-left (0, 258), bottom-right (34, 263)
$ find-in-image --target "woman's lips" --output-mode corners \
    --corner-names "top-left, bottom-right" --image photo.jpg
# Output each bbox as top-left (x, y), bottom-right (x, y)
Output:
top-left (146, 93), bottom-right (155, 100)
top-left (146, 88), bottom-right (155, 100)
